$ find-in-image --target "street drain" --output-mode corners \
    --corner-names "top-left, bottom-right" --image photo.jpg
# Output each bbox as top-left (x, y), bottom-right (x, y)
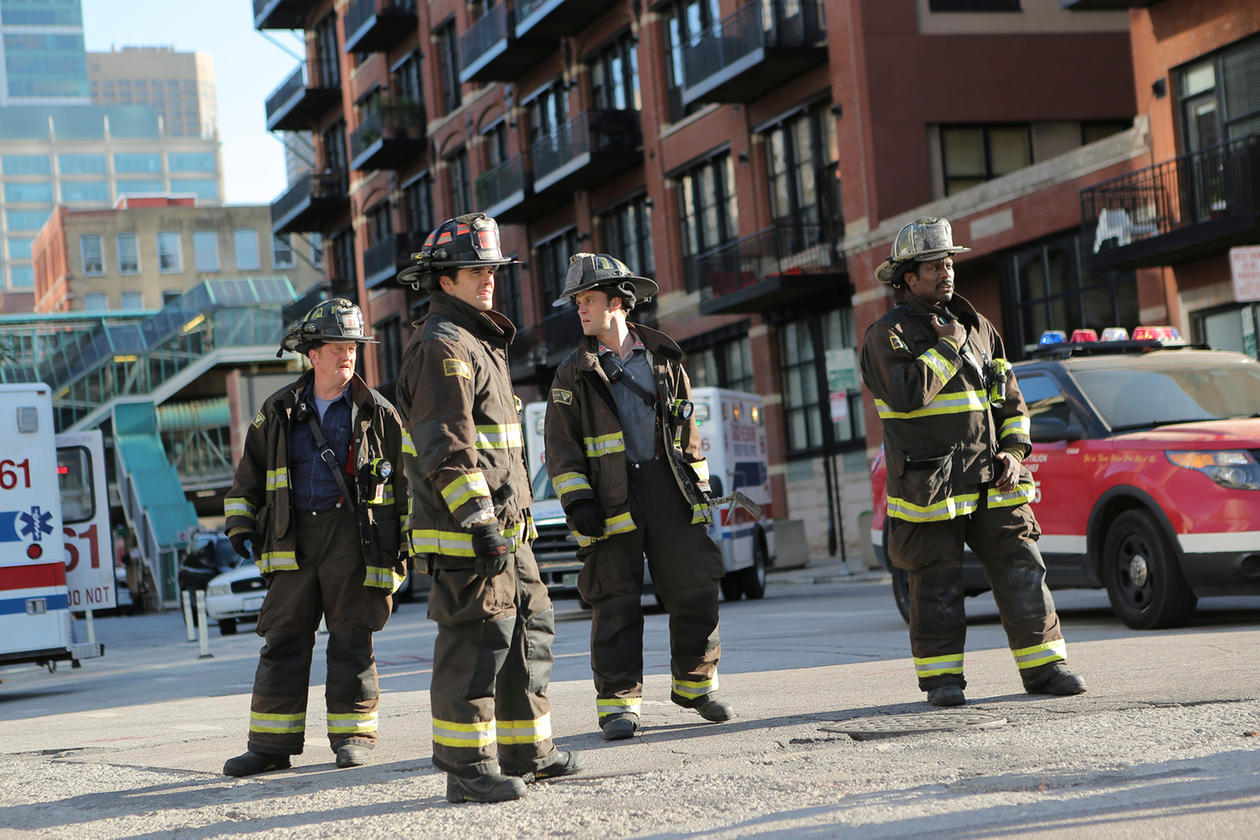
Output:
top-left (820, 711), bottom-right (1007, 741)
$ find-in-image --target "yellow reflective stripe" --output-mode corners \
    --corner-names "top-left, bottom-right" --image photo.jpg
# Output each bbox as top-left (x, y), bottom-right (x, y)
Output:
top-left (583, 432), bottom-right (626, 458)
top-left (596, 697), bottom-right (642, 717)
top-left (266, 468), bottom-right (290, 490)
top-left (364, 565), bottom-right (405, 591)
top-left (224, 496), bottom-right (256, 518)
top-left (258, 550), bottom-right (298, 573)
top-left (573, 512), bottom-right (636, 547)
top-left (691, 503), bottom-right (711, 525)
top-left (987, 482), bottom-right (1036, 509)
top-left (496, 713), bottom-right (552, 745)
top-left (886, 493), bottom-right (980, 523)
top-left (672, 674), bottom-right (718, 700)
top-left (410, 521), bottom-right (529, 557)
top-left (874, 390), bottom-right (988, 420)
top-left (1000, 415), bottom-right (1030, 438)
top-left (474, 423), bottom-right (524, 450)
top-left (327, 711), bottom-right (378, 733)
top-left (914, 653), bottom-right (964, 677)
top-left (401, 431), bottom-right (416, 456)
top-left (920, 347), bottom-right (958, 386)
top-left (367, 484), bottom-right (396, 506)
top-left (440, 470), bottom-right (491, 513)
top-left (553, 472), bottom-right (592, 500)
top-left (250, 711), bottom-right (304, 733)
top-left (690, 459), bottom-right (710, 483)
top-left (1012, 639), bottom-right (1067, 670)
top-left (433, 718), bottom-right (496, 748)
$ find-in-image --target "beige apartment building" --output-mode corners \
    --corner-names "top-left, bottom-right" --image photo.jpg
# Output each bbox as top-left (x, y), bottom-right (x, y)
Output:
top-left (87, 46), bottom-right (218, 139)
top-left (31, 196), bottom-right (323, 312)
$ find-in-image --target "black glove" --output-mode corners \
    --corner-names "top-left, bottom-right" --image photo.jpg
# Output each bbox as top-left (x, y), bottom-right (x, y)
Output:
top-left (228, 531), bottom-right (257, 560)
top-left (568, 500), bottom-right (605, 538)
top-left (470, 523), bottom-right (511, 578)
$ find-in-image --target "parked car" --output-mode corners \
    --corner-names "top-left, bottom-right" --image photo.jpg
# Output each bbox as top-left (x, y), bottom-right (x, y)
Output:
top-left (177, 533), bottom-right (240, 596)
top-left (870, 340), bottom-right (1260, 629)
top-left (531, 466), bottom-right (585, 595)
top-left (205, 562), bottom-right (268, 636)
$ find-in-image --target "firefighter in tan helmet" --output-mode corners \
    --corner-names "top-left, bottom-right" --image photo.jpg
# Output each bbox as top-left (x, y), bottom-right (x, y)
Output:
top-left (860, 217), bottom-right (1086, 706)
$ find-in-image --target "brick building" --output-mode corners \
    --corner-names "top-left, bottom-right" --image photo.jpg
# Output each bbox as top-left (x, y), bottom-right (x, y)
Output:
top-left (253, 0), bottom-right (1257, 560)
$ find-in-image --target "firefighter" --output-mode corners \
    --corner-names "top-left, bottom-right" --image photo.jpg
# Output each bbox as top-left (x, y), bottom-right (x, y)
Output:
top-left (544, 253), bottom-right (732, 741)
top-left (222, 298), bottom-right (411, 776)
top-left (396, 213), bottom-right (582, 804)
top-left (860, 217), bottom-right (1087, 706)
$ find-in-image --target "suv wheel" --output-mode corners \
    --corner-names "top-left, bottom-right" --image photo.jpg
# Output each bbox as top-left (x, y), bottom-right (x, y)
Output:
top-left (218, 618), bottom-right (238, 636)
top-left (1102, 509), bottom-right (1197, 629)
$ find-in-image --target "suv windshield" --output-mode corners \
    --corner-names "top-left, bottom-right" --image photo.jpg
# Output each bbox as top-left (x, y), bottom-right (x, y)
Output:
top-left (531, 465), bottom-right (558, 500)
top-left (1075, 361), bottom-right (1260, 431)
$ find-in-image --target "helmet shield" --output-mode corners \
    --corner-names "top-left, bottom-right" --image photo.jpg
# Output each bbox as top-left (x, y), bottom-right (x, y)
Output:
top-left (875, 217), bottom-right (972, 285)
top-left (553, 252), bottom-right (659, 308)
top-left (399, 212), bottom-right (517, 290)
top-left (278, 297), bottom-right (379, 355)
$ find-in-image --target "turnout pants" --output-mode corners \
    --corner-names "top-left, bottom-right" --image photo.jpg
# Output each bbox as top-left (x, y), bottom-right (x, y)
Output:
top-left (427, 537), bottom-right (558, 777)
top-left (578, 457), bottom-right (724, 726)
top-left (247, 505), bottom-right (392, 756)
top-left (887, 492), bottom-right (1067, 691)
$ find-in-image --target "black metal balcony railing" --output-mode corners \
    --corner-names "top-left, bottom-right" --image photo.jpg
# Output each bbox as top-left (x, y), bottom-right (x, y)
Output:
top-left (1081, 133), bottom-right (1260, 270)
top-left (682, 0), bottom-right (827, 105)
top-left (514, 0), bottom-right (621, 38)
top-left (459, 4), bottom-right (549, 83)
top-left (265, 65), bottom-right (341, 132)
top-left (476, 155), bottom-right (527, 210)
top-left (364, 232), bottom-right (426, 290)
top-left (692, 223), bottom-right (847, 314)
top-left (254, 0), bottom-right (315, 30)
top-left (349, 100), bottom-right (427, 171)
top-left (270, 171), bottom-right (350, 235)
top-left (343, 0), bottom-right (418, 54)
top-left (531, 109), bottom-right (643, 193)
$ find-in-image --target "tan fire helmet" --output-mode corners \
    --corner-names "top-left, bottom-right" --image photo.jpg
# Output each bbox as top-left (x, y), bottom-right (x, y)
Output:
top-left (875, 217), bottom-right (972, 286)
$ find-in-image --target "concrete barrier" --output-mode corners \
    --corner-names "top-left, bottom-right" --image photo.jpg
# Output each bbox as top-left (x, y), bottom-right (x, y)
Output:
top-left (772, 519), bottom-right (809, 569)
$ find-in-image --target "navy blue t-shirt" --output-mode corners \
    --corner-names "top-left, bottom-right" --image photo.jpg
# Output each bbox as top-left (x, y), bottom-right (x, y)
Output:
top-left (289, 386), bottom-right (353, 511)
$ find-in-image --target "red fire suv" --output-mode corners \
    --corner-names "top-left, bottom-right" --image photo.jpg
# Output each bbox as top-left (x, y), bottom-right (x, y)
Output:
top-left (869, 339), bottom-right (1260, 629)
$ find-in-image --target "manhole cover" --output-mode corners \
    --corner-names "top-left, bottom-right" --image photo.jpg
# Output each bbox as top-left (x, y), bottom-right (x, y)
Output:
top-left (821, 711), bottom-right (1007, 741)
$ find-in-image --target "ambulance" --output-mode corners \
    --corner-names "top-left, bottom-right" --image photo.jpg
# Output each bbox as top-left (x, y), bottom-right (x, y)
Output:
top-left (0, 384), bottom-right (105, 671)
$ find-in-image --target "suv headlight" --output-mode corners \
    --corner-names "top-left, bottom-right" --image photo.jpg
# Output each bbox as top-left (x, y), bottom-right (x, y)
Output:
top-left (1166, 450), bottom-right (1260, 490)
top-left (207, 584), bottom-right (230, 597)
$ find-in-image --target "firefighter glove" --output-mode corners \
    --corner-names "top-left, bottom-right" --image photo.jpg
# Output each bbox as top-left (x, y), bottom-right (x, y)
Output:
top-left (569, 500), bottom-right (606, 538)
top-left (470, 523), bottom-right (511, 578)
top-left (229, 531), bottom-right (257, 560)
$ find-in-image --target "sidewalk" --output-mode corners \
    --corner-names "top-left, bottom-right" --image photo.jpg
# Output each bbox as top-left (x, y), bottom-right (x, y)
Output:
top-left (766, 553), bottom-right (889, 586)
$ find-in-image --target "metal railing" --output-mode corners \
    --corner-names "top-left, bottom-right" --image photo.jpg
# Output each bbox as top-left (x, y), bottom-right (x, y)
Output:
top-left (265, 66), bottom-right (306, 119)
top-left (271, 170), bottom-right (347, 228)
top-left (690, 223), bottom-right (842, 297)
top-left (344, 0), bottom-right (416, 39)
top-left (459, 3), bottom-right (509, 77)
top-left (475, 154), bottom-right (527, 209)
top-left (531, 110), bottom-right (642, 184)
top-left (349, 100), bottom-right (426, 162)
top-left (1081, 133), bottom-right (1260, 255)
top-left (683, 0), bottom-right (826, 89)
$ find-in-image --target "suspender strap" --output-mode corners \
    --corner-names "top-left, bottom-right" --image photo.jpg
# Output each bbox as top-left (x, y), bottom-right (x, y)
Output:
top-left (302, 408), bottom-right (357, 512)
top-left (598, 353), bottom-right (657, 410)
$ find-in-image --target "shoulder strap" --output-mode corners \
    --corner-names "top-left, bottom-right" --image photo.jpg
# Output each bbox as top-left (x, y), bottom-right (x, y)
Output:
top-left (299, 403), bottom-right (357, 512)
top-left (598, 353), bottom-right (657, 410)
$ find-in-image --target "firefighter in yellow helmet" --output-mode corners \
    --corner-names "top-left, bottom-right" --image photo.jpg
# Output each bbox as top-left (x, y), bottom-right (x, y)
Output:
top-left (860, 217), bottom-right (1086, 706)
top-left (222, 298), bottom-right (411, 776)
top-left (396, 213), bottom-right (582, 803)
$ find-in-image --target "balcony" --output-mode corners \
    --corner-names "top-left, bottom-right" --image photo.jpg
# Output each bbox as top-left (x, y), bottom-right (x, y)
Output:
top-left (531, 109), bottom-right (643, 194)
top-left (265, 65), bottom-right (342, 132)
top-left (474, 154), bottom-right (563, 224)
top-left (271, 171), bottom-right (350, 235)
top-left (509, 311), bottom-right (584, 381)
top-left (459, 3), bottom-right (550, 84)
top-left (363, 232), bottom-right (426, 290)
top-left (350, 100), bottom-right (427, 171)
top-left (514, 0), bottom-right (621, 38)
top-left (682, 0), bottom-right (827, 106)
top-left (254, 0), bottom-right (316, 30)
top-left (343, 0), bottom-right (418, 53)
top-left (694, 223), bottom-right (849, 316)
top-left (1081, 133), bottom-right (1260, 271)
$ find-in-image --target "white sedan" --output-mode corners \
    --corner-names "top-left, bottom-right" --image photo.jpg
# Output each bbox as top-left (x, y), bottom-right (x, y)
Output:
top-left (205, 564), bottom-right (268, 635)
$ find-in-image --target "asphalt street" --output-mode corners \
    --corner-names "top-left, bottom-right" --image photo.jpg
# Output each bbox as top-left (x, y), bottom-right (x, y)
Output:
top-left (1, 561), bottom-right (1257, 839)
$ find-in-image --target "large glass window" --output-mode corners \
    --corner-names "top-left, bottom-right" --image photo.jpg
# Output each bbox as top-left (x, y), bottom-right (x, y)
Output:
top-left (2, 31), bottom-right (88, 98)
top-left (940, 124), bottom-right (1031, 195)
top-left (2, 154), bottom-right (51, 175)
top-left (120, 291), bottom-right (143, 309)
top-left (535, 228), bottom-right (579, 312)
top-left (168, 152), bottom-right (216, 172)
top-left (171, 178), bottom-right (218, 201)
top-left (321, 120), bottom-right (348, 191)
top-left (7, 237), bottom-right (32, 259)
top-left (403, 172), bottom-right (434, 235)
top-left (116, 178), bottom-right (165, 196)
top-left (6, 209), bottom-right (50, 230)
top-left (436, 20), bottom-right (460, 116)
top-left (393, 50), bottom-right (424, 109)
top-left (664, 0), bottom-right (720, 120)
top-left (676, 153), bottom-right (738, 291)
top-left (193, 231), bottom-right (218, 272)
top-left (114, 152), bottom-right (163, 173)
top-left (527, 81), bottom-right (569, 147)
top-left (79, 234), bottom-right (103, 275)
top-left (62, 181), bottom-right (109, 202)
top-left (589, 31), bottom-right (641, 112)
top-left (764, 102), bottom-right (839, 235)
top-left (116, 233), bottom-right (139, 274)
top-left (1176, 35), bottom-right (1260, 148)
top-left (685, 328), bottom-right (754, 392)
top-left (778, 308), bottom-right (863, 455)
top-left (57, 153), bottom-right (105, 174)
top-left (447, 149), bottom-right (471, 216)
top-left (4, 182), bottom-right (52, 203)
top-left (332, 228), bottom-right (356, 288)
top-left (599, 193), bottom-right (654, 278)
top-left (157, 231), bottom-right (182, 272)
top-left (495, 263), bottom-right (523, 329)
top-left (376, 317), bottom-right (403, 386)
top-left (83, 292), bottom-right (108, 310)
top-left (9, 266), bottom-right (35, 288)
top-left (272, 235), bottom-right (295, 269)
top-left (234, 229), bottom-right (260, 270)
top-left (313, 13), bottom-right (341, 88)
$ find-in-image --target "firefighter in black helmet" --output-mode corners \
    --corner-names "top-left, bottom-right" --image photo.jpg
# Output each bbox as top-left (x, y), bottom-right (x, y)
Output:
top-left (396, 213), bottom-right (582, 804)
top-left (543, 253), bottom-right (733, 742)
top-left (223, 298), bottom-right (412, 776)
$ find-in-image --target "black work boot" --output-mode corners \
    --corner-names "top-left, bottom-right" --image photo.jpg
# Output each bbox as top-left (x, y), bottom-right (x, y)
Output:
top-left (335, 744), bottom-right (371, 768)
top-left (445, 770), bottom-right (527, 804)
top-left (223, 750), bottom-right (291, 777)
top-left (1024, 663), bottom-right (1087, 696)
top-left (671, 692), bottom-right (735, 722)
top-left (927, 685), bottom-right (966, 707)
top-left (600, 713), bottom-right (640, 741)
top-left (504, 750), bottom-right (584, 783)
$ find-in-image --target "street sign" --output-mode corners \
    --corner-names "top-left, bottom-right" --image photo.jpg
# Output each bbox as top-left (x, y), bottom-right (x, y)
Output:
top-left (1229, 246), bottom-right (1260, 302)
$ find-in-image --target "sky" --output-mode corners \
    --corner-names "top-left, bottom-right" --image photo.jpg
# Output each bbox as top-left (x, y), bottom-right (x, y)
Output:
top-left (81, 0), bottom-right (304, 205)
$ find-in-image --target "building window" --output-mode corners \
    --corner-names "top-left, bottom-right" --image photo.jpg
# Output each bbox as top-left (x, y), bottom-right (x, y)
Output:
top-left (436, 20), bottom-right (460, 116)
top-left (764, 102), bottom-right (840, 238)
top-left (777, 308), bottom-right (864, 455)
top-left (527, 81), bottom-right (569, 148)
top-left (5, 209), bottom-right (51, 231)
top-left (1176, 35), bottom-right (1260, 150)
top-left (495, 262), bottom-right (523, 328)
top-left (7, 237), bottom-right (33, 259)
top-left (403, 172), bottom-right (434, 237)
top-left (61, 181), bottom-right (110, 203)
top-left (483, 120), bottom-right (509, 170)
top-left (273, 235), bottom-right (295, 268)
top-left (2, 154), bottom-right (51, 175)
top-left (365, 203), bottom-right (392, 246)
top-left (589, 31), bottom-right (641, 112)
top-left (929, 0), bottom-right (1020, 10)
top-left (120, 291), bottom-right (143, 309)
top-left (57, 154), bottom-right (105, 174)
top-left (162, 289), bottom-right (182, 306)
top-left (321, 121), bottom-right (349, 191)
top-left (332, 229), bottom-right (356, 289)
top-left (171, 178), bottom-right (218, 201)
top-left (84, 292), bottom-right (108, 310)
top-left (114, 152), bottom-right (163, 173)
top-left (5, 182), bottom-right (53, 203)
top-left (447, 148), bottom-right (471, 216)
top-left (9, 266), bottom-right (35, 288)
top-left (535, 228), bottom-right (579, 312)
top-left (599, 193), bottom-right (654, 278)
top-left (234, 229), bottom-right (260, 270)
top-left (313, 13), bottom-right (340, 88)
top-left (79, 235), bottom-right (104, 275)
top-left (376, 316), bottom-right (402, 386)
top-left (117, 233), bottom-right (139, 274)
top-left (940, 124), bottom-right (1031, 195)
top-left (168, 152), bottom-right (216, 172)
top-left (676, 152), bottom-right (739, 292)
top-left (310, 232), bottom-right (324, 269)
top-left (157, 232), bottom-right (182, 272)
top-left (116, 178), bottom-right (166, 196)
top-left (664, 0), bottom-right (720, 121)
top-left (685, 328), bottom-right (754, 392)
top-left (393, 50), bottom-right (424, 109)
top-left (194, 231), bottom-right (219, 272)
